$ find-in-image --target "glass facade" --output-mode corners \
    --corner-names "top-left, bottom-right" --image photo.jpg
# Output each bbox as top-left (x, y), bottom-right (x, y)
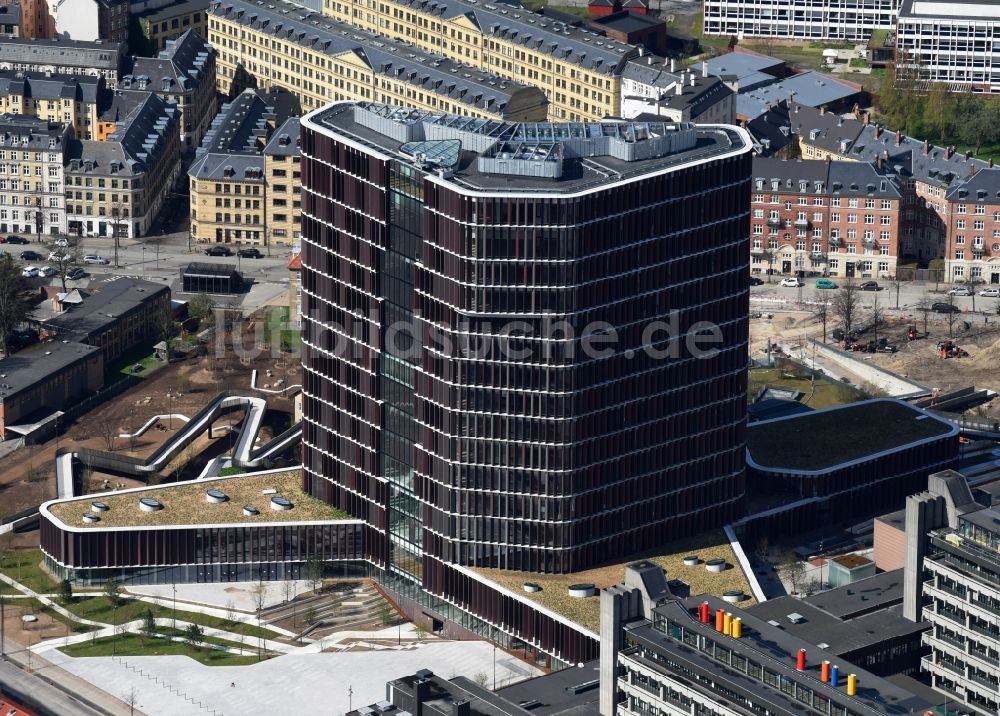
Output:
top-left (298, 104), bottom-right (753, 663)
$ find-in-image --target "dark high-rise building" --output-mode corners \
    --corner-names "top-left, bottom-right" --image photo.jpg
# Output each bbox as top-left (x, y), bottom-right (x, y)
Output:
top-left (299, 102), bottom-right (752, 665)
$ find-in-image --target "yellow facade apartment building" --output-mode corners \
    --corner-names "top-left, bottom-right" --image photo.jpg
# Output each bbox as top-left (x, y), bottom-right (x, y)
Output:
top-left (189, 88), bottom-right (299, 246)
top-left (318, 0), bottom-right (634, 121)
top-left (208, 0), bottom-right (548, 120)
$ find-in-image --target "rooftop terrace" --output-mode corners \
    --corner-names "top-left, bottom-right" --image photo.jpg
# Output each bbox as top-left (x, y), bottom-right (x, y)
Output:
top-left (471, 531), bottom-right (755, 633)
top-left (44, 470), bottom-right (353, 529)
top-left (747, 399), bottom-right (956, 472)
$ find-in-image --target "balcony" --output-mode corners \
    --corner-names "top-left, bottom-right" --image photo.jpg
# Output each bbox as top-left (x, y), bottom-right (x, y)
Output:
top-left (767, 217), bottom-right (782, 227)
top-left (967, 670), bottom-right (998, 690)
top-left (794, 218), bottom-right (810, 228)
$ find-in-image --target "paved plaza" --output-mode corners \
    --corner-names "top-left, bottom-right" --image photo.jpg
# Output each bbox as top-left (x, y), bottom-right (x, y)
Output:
top-left (37, 639), bottom-right (543, 716)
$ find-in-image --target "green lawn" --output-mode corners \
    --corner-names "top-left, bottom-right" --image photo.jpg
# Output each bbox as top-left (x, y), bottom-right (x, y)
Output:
top-left (59, 632), bottom-right (265, 666)
top-left (104, 341), bottom-right (162, 379)
top-left (20, 598), bottom-right (97, 633)
top-left (265, 306), bottom-right (301, 354)
top-left (0, 550), bottom-right (59, 594)
top-left (58, 595), bottom-right (281, 641)
top-left (748, 367), bottom-right (865, 409)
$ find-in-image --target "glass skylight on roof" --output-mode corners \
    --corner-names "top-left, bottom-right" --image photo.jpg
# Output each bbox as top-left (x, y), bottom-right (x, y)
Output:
top-left (400, 139), bottom-right (462, 168)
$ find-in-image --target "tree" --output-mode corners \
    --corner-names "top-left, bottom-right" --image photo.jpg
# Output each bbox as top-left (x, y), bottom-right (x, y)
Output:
top-left (251, 580), bottom-right (269, 661)
top-left (59, 578), bottom-right (73, 603)
top-left (97, 416), bottom-right (118, 452)
top-left (922, 82), bottom-right (956, 140)
top-left (184, 623), bottom-right (203, 649)
top-left (225, 599), bottom-right (243, 654)
top-left (831, 278), bottom-right (862, 336)
top-left (0, 254), bottom-right (31, 356)
top-left (916, 291), bottom-right (933, 335)
top-left (304, 557), bottom-right (324, 593)
top-left (870, 291), bottom-right (885, 345)
top-left (154, 304), bottom-right (179, 361)
top-left (472, 672), bottom-right (489, 687)
top-left (103, 578), bottom-right (121, 607)
top-left (890, 274), bottom-right (904, 310)
top-left (378, 600), bottom-right (393, 627)
top-left (141, 608), bottom-right (156, 642)
top-left (945, 292), bottom-right (961, 338)
top-left (47, 246), bottom-right (79, 293)
top-left (778, 551), bottom-right (806, 595)
top-left (968, 276), bottom-right (984, 313)
top-left (187, 293), bottom-right (215, 325)
top-left (123, 685), bottom-right (139, 716)
top-left (755, 536), bottom-right (770, 564)
top-left (109, 202), bottom-right (129, 268)
top-left (810, 292), bottom-right (830, 342)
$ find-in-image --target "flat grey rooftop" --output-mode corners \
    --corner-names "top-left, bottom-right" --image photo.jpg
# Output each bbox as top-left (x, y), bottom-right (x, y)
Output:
top-left (747, 399), bottom-right (956, 473)
top-left (0, 341), bottom-right (100, 401)
top-left (804, 568), bottom-right (905, 619)
top-left (497, 660), bottom-right (599, 716)
top-left (310, 102), bottom-right (747, 195)
top-left (36, 278), bottom-right (168, 342)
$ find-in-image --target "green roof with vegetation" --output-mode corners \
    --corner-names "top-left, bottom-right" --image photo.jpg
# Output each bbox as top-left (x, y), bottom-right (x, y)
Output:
top-left (748, 399), bottom-right (954, 472)
top-left (47, 470), bottom-right (354, 528)
top-left (472, 531), bottom-right (755, 633)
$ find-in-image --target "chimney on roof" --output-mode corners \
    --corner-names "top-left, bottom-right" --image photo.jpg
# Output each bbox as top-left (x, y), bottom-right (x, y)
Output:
top-left (923, 140), bottom-right (929, 155)
top-left (794, 104), bottom-right (799, 114)
top-left (675, 81), bottom-right (682, 96)
top-left (970, 163), bottom-right (976, 178)
top-left (689, 73), bottom-right (695, 87)
top-left (965, 151), bottom-right (972, 160)
top-left (877, 155), bottom-right (884, 172)
top-left (874, 124), bottom-right (881, 139)
top-left (702, 61), bottom-right (707, 78)
top-left (638, 46), bottom-right (643, 57)
top-left (864, 112), bottom-right (870, 126)
top-left (882, 150), bottom-right (889, 161)
top-left (945, 145), bottom-right (953, 160)
top-left (894, 129), bottom-right (901, 146)
top-left (820, 106), bottom-right (825, 116)
top-left (837, 117), bottom-right (843, 127)
top-left (766, 102), bottom-right (772, 111)
top-left (990, 159), bottom-right (994, 168)
top-left (670, 58), bottom-right (675, 72)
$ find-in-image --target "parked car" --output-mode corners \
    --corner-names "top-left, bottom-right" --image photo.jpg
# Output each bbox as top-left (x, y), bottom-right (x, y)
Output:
top-left (53, 238), bottom-right (69, 247)
top-left (19, 250), bottom-right (41, 261)
top-left (66, 267), bottom-right (86, 280)
top-left (779, 277), bottom-right (803, 288)
top-left (82, 255), bottom-right (109, 265)
top-left (933, 302), bottom-right (962, 313)
top-left (3, 235), bottom-right (28, 244)
top-left (749, 276), bottom-right (764, 286)
top-left (948, 286), bottom-right (972, 296)
top-left (204, 245), bottom-right (233, 257)
top-left (20, 265), bottom-right (38, 278)
top-left (815, 278), bottom-right (838, 289)
top-left (47, 251), bottom-right (70, 262)
top-left (238, 247), bottom-right (263, 259)
top-left (859, 281), bottom-right (881, 291)
top-left (979, 287), bottom-right (1000, 298)
top-left (38, 266), bottom-right (56, 277)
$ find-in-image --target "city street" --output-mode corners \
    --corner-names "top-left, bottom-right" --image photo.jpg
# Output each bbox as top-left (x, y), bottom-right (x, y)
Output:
top-left (8, 230), bottom-right (297, 287)
top-left (752, 279), bottom-right (1000, 318)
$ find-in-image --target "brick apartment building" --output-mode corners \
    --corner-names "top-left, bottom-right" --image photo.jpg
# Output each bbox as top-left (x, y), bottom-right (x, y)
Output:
top-left (944, 168), bottom-right (1000, 284)
top-left (751, 157), bottom-right (902, 279)
top-left (766, 102), bottom-right (991, 266)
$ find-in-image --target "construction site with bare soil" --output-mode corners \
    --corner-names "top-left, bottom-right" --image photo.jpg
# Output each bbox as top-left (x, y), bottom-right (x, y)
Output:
top-left (749, 300), bottom-right (1000, 416)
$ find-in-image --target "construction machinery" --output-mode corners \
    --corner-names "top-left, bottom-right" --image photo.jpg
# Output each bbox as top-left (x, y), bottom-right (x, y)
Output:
top-left (936, 340), bottom-right (968, 358)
